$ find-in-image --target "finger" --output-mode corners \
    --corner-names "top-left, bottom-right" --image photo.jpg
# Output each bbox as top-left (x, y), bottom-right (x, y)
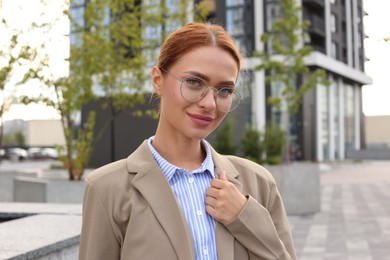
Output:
top-left (206, 188), bottom-right (218, 198)
top-left (218, 170), bottom-right (228, 181)
top-left (205, 204), bottom-right (216, 217)
top-left (205, 195), bottom-right (216, 206)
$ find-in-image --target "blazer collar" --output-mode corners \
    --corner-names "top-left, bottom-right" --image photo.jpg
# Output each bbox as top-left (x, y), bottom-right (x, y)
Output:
top-left (126, 141), bottom-right (241, 260)
top-left (126, 141), bottom-right (195, 260)
top-left (209, 144), bottom-right (242, 260)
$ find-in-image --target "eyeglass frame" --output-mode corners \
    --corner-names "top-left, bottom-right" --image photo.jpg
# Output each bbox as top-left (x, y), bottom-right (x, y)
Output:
top-left (159, 68), bottom-right (241, 112)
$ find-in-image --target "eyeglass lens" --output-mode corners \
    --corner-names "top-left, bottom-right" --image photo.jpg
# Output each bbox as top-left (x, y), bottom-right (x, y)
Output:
top-left (180, 80), bottom-right (240, 112)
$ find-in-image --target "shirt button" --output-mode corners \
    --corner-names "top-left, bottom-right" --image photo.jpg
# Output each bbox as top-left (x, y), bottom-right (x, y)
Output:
top-left (203, 249), bottom-right (209, 255)
top-left (197, 210), bottom-right (202, 216)
top-left (188, 177), bottom-right (194, 183)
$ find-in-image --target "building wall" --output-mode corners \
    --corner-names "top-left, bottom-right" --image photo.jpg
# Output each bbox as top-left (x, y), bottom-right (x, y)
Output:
top-left (365, 115), bottom-right (390, 148)
top-left (213, 0), bottom-right (370, 162)
top-left (25, 120), bottom-right (65, 147)
top-left (71, 0), bottom-right (371, 162)
top-left (82, 98), bottom-right (159, 168)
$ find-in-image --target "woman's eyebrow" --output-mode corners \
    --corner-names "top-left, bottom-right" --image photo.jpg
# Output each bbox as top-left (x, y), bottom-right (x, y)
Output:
top-left (184, 71), bottom-right (210, 82)
top-left (184, 71), bottom-right (236, 86)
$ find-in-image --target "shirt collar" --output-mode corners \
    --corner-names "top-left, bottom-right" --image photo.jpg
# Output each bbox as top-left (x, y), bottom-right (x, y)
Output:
top-left (147, 136), bottom-right (215, 182)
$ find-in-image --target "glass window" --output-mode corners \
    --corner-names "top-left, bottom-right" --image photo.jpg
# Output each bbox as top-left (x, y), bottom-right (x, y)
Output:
top-left (166, 0), bottom-right (182, 13)
top-left (266, 3), bottom-right (282, 32)
top-left (270, 80), bottom-right (288, 127)
top-left (226, 8), bottom-right (244, 35)
top-left (70, 5), bottom-right (85, 32)
top-left (321, 85), bottom-right (329, 160)
top-left (344, 84), bottom-right (355, 153)
top-left (332, 80), bottom-right (340, 159)
top-left (331, 41), bottom-right (338, 59)
top-left (330, 14), bottom-right (336, 33)
top-left (226, 0), bottom-right (244, 7)
top-left (357, 31), bottom-right (362, 48)
top-left (71, 0), bottom-right (86, 7)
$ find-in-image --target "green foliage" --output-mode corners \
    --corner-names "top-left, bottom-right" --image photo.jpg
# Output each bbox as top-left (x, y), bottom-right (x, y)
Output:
top-left (58, 111), bottom-right (96, 180)
top-left (240, 127), bottom-right (264, 164)
top-left (194, 1), bottom-right (211, 22)
top-left (263, 123), bottom-right (285, 165)
top-left (240, 124), bottom-right (285, 165)
top-left (2, 130), bottom-right (25, 146)
top-left (0, 18), bottom-right (41, 151)
top-left (254, 0), bottom-right (329, 163)
top-left (215, 118), bottom-right (237, 155)
top-left (19, 0), bottom-right (203, 179)
top-left (255, 0), bottom-right (329, 115)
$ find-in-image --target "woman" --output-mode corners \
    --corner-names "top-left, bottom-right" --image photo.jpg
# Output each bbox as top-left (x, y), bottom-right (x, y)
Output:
top-left (79, 22), bottom-right (296, 260)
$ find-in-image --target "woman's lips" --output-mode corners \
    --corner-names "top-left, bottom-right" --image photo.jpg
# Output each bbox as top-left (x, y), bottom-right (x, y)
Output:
top-left (188, 113), bottom-right (213, 126)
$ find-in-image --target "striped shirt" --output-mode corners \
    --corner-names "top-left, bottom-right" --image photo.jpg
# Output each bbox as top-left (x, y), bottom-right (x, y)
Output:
top-left (147, 136), bottom-right (217, 260)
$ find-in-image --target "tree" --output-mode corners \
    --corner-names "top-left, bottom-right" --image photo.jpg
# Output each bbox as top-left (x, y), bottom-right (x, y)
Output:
top-left (255, 0), bottom-right (328, 162)
top-left (0, 17), bottom-right (42, 154)
top-left (241, 127), bottom-right (264, 164)
top-left (215, 118), bottom-right (237, 155)
top-left (22, 0), bottom-right (208, 180)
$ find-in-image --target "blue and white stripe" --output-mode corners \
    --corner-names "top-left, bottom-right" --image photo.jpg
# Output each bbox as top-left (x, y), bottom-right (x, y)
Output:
top-left (147, 137), bottom-right (217, 260)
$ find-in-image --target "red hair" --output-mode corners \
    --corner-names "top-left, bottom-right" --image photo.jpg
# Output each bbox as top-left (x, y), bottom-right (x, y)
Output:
top-left (157, 23), bottom-right (242, 72)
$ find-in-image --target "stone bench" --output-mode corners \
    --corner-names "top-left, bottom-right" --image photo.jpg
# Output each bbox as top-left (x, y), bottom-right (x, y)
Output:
top-left (0, 203), bottom-right (82, 260)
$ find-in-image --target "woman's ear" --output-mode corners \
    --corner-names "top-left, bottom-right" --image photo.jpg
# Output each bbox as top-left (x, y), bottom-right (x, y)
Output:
top-left (151, 66), bottom-right (162, 96)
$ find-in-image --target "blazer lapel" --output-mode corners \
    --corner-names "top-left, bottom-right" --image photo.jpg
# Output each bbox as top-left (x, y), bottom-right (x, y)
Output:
top-left (216, 222), bottom-right (235, 260)
top-left (128, 143), bottom-right (195, 260)
top-left (211, 147), bottom-right (243, 260)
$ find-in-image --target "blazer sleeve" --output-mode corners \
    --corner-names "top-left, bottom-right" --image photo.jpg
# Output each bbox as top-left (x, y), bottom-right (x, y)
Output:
top-left (79, 179), bottom-right (121, 260)
top-left (224, 182), bottom-right (297, 260)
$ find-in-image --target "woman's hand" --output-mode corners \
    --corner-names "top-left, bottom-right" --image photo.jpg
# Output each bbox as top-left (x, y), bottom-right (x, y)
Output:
top-left (205, 170), bottom-right (247, 225)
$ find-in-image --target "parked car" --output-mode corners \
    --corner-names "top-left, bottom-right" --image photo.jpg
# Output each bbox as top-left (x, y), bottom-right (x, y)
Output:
top-left (0, 148), bottom-right (29, 161)
top-left (28, 147), bottom-right (59, 160)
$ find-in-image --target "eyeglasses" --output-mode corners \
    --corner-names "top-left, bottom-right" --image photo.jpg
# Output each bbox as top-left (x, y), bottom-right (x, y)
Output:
top-left (160, 68), bottom-right (241, 112)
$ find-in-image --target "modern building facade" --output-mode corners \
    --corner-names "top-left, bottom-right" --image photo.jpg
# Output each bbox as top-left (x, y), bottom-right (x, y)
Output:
top-left (72, 0), bottom-right (372, 165)
top-left (209, 0), bottom-right (371, 161)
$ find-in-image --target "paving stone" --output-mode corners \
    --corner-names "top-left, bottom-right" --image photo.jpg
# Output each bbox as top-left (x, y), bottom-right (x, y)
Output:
top-left (289, 161), bottom-right (390, 260)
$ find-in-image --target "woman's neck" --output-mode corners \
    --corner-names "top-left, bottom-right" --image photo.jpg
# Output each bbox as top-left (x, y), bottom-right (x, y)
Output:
top-left (152, 133), bottom-right (206, 172)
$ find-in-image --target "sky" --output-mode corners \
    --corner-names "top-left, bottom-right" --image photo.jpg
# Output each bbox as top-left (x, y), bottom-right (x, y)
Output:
top-left (1, 0), bottom-right (390, 121)
top-left (361, 0), bottom-right (390, 116)
top-left (1, 0), bottom-right (67, 121)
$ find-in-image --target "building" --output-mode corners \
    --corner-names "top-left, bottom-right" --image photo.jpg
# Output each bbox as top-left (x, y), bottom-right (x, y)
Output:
top-left (72, 0), bottom-right (372, 165)
top-left (2, 119), bottom-right (65, 147)
top-left (210, 0), bottom-right (371, 161)
top-left (365, 115), bottom-right (390, 148)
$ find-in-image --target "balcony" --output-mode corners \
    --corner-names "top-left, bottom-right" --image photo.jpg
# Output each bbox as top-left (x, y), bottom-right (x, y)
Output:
top-left (303, 12), bottom-right (326, 37)
top-left (302, 0), bottom-right (325, 8)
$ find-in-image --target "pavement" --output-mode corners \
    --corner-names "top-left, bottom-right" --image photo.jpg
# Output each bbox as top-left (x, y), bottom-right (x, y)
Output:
top-left (0, 160), bottom-right (56, 202)
top-left (288, 161), bottom-right (390, 260)
top-left (1, 159), bottom-right (390, 259)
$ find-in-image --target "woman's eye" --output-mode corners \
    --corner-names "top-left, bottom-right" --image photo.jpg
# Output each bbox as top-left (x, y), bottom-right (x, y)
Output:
top-left (218, 88), bottom-right (234, 96)
top-left (185, 78), bottom-right (205, 89)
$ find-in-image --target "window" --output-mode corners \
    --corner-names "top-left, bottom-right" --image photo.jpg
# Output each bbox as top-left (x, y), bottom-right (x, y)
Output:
top-left (331, 41), bottom-right (338, 59)
top-left (266, 3), bottom-right (282, 32)
top-left (226, 0), bottom-right (244, 6)
top-left (226, 8), bottom-right (244, 35)
top-left (330, 14), bottom-right (336, 33)
top-left (329, 0), bottom-right (336, 4)
top-left (321, 84), bottom-right (330, 160)
top-left (344, 84), bottom-right (355, 153)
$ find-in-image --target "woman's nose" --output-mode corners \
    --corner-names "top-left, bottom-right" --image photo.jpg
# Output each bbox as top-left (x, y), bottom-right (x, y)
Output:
top-left (198, 87), bottom-right (217, 111)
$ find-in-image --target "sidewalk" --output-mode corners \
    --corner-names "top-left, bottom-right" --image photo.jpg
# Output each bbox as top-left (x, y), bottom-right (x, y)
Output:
top-left (288, 161), bottom-right (390, 260)
top-left (1, 160), bottom-right (390, 259)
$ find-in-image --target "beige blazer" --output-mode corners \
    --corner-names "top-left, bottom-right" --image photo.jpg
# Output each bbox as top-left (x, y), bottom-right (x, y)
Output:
top-left (79, 141), bottom-right (296, 260)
